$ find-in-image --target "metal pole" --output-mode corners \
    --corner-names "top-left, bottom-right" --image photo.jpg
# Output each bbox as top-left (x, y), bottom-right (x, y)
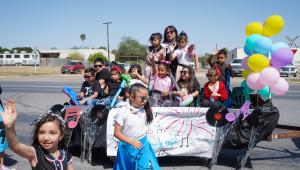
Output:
top-left (103, 22), bottom-right (112, 62)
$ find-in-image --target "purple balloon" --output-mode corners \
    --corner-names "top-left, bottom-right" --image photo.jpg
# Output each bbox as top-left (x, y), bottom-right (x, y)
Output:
top-left (241, 57), bottom-right (249, 69)
top-left (271, 47), bottom-right (294, 69)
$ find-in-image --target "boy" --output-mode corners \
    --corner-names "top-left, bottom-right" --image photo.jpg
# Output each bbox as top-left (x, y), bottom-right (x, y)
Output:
top-left (207, 49), bottom-right (235, 88)
top-left (78, 67), bottom-right (103, 105)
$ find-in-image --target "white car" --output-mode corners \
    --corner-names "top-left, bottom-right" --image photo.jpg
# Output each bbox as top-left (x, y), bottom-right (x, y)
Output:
top-left (230, 59), bottom-right (244, 76)
top-left (279, 63), bottom-right (298, 77)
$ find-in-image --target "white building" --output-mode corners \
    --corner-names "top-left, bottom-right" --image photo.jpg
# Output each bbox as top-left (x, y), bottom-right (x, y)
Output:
top-left (227, 47), bottom-right (300, 65)
top-left (39, 48), bottom-right (115, 61)
top-left (0, 50), bottom-right (40, 66)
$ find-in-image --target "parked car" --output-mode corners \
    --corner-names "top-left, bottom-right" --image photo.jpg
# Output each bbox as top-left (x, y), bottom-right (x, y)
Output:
top-left (61, 61), bottom-right (85, 74)
top-left (230, 59), bottom-right (243, 76)
top-left (118, 63), bottom-right (131, 72)
top-left (279, 63), bottom-right (297, 77)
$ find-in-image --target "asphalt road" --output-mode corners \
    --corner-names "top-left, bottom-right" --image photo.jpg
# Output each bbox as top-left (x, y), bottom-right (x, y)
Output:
top-left (0, 75), bottom-right (300, 170)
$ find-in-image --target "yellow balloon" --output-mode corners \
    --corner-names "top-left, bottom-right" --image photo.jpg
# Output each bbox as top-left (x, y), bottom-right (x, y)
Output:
top-left (247, 54), bottom-right (270, 72)
top-left (263, 15), bottom-right (284, 37)
top-left (242, 69), bottom-right (252, 79)
top-left (245, 22), bottom-right (264, 36)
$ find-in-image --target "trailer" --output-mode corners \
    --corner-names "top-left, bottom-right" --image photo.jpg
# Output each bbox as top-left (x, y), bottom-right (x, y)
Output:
top-left (0, 50), bottom-right (40, 66)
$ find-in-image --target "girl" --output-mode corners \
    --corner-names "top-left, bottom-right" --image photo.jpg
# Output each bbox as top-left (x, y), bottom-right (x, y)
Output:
top-left (96, 65), bottom-right (126, 106)
top-left (113, 83), bottom-right (160, 170)
top-left (128, 64), bottom-right (148, 87)
top-left (201, 68), bottom-right (228, 107)
top-left (148, 56), bottom-right (174, 107)
top-left (170, 31), bottom-right (200, 81)
top-left (172, 66), bottom-right (201, 107)
top-left (0, 99), bottom-right (73, 170)
top-left (144, 33), bottom-right (166, 80)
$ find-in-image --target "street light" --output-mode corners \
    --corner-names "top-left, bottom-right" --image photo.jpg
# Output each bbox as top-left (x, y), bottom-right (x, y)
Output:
top-left (103, 21), bottom-right (112, 62)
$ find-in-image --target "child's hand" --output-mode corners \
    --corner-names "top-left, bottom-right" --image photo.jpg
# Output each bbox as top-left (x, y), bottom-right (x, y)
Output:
top-left (161, 90), bottom-right (169, 97)
top-left (0, 99), bottom-right (17, 129)
top-left (77, 95), bottom-right (83, 101)
top-left (130, 139), bottom-right (143, 149)
top-left (168, 43), bottom-right (176, 52)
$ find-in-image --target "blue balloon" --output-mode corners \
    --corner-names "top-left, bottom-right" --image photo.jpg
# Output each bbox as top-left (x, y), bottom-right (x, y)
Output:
top-left (271, 42), bottom-right (289, 54)
top-left (245, 34), bottom-right (261, 51)
top-left (244, 46), bottom-right (253, 56)
top-left (254, 36), bottom-right (272, 54)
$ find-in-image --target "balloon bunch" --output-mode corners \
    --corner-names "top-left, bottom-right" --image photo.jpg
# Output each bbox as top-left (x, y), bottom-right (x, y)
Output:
top-left (242, 15), bottom-right (294, 97)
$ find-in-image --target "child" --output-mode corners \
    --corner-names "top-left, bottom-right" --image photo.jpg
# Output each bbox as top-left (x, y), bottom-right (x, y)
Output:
top-left (128, 64), bottom-right (148, 87)
top-left (78, 67), bottom-right (103, 105)
top-left (172, 66), bottom-right (201, 106)
top-left (207, 49), bottom-right (234, 88)
top-left (148, 56), bottom-right (174, 107)
top-left (144, 33), bottom-right (166, 80)
top-left (201, 68), bottom-right (228, 107)
top-left (0, 98), bottom-right (11, 170)
top-left (113, 83), bottom-right (160, 170)
top-left (170, 31), bottom-right (200, 81)
top-left (94, 58), bottom-right (110, 90)
top-left (96, 65), bottom-right (126, 106)
top-left (0, 99), bottom-right (73, 170)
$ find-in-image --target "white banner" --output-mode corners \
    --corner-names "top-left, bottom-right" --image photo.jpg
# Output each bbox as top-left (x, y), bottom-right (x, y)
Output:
top-left (107, 107), bottom-right (216, 158)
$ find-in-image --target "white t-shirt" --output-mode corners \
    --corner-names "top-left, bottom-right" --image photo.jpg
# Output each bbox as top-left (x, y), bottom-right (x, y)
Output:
top-left (113, 103), bottom-right (147, 139)
top-left (173, 46), bottom-right (193, 65)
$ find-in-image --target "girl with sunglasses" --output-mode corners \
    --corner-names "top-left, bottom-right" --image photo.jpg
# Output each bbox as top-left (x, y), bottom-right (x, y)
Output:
top-left (201, 68), bottom-right (228, 107)
top-left (113, 83), bottom-right (160, 170)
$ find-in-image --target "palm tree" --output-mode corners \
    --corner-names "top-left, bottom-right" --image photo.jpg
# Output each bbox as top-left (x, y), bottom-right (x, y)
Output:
top-left (80, 34), bottom-right (86, 48)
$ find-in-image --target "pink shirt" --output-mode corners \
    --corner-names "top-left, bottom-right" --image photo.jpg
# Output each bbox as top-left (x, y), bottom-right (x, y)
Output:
top-left (152, 74), bottom-right (173, 92)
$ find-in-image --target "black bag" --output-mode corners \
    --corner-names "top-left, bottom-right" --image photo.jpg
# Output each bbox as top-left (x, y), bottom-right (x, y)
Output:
top-left (223, 100), bottom-right (279, 149)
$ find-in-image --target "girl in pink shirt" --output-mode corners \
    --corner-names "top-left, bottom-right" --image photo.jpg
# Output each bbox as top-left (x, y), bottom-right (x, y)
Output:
top-left (149, 56), bottom-right (174, 107)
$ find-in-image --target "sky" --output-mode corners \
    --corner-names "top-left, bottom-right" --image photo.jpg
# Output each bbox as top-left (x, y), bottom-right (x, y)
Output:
top-left (0, 0), bottom-right (299, 54)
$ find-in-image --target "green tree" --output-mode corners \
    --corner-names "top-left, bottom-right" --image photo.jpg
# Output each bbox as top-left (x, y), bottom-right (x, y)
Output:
top-left (98, 46), bottom-right (107, 50)
top-left (67, 52), bottom-right (84, 61)
top-left (115, 36), bottom-right (146, 61)
top-left (80, 34), bottom-right (86, 48)
top-left (88, 52), bottom-right (107, 63)
top-left (0, 47), bottom-right (11, 53)
top-left (11, 47), bottom-right (33, 53)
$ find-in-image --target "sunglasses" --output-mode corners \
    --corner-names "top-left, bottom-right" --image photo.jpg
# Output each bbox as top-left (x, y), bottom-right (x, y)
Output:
top-left (84, 75), bottom-right (92, 79)
top-left (180, 71), bottom-right (189, 74)
top-left (166, 30), bottom-right (175, 34)
top-left (94, 64), bottom-right (103, 68)
top-left (137, 96), bottom-right (149, 103)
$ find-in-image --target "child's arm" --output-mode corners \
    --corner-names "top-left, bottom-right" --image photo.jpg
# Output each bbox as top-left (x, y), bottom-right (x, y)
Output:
top-left (151, 55), bottom-right (157, 76)
top-left (137, 74), bottom-right (149, 85)
top-left (80, 92), bottom-right (99, 105)
top-left (0, 100), bottom-right (36, 162)
top-left (114, 122), bottom-right (142, 149)
top-left (67, 164), bottom-right (74, 170)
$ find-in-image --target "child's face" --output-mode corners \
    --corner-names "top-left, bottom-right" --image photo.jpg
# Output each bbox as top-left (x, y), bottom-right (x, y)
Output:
top-left (180, 68), bottom-right (190, 80)
top-left (178, 39), bottom-right (187, 49)
top-left (130, 88), bottom-right (149, 108)
top-left (111, 70), bottom-right (121, 81)
top-left (38, 120), bottom-right (62, 152)
top-left (151, 37), bottom-right (161, 47)
top-left (157, 65), bottom-right (168, 78)
top-left (217, 54), bottom-right (226, 64)
top-left (207, 72), bottom-right (218, 83)
top-left (166, 29), bottom-right (176, 42)
top-left (94, 61), bottom-right (104, 72)
top-left (130, 68), bottom-right (138, 79)
top-left (84, 72), bottom-right (95, 83)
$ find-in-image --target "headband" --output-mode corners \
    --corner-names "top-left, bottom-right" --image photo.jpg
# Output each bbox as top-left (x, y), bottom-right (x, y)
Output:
top-left (31, 111), bottom-right (66, 127)
top-left (111, 65), bottom-right (123, 73)
top-left (160, 60), bottom-right (171, 65)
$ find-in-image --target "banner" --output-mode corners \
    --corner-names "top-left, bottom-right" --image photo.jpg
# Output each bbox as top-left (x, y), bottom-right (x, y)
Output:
top-left (107, 107), bottom-right (216, 158)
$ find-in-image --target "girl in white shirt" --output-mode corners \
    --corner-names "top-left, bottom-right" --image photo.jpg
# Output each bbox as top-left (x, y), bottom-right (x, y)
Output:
top-left (113, 83), bottom-right (160, 170)
top-left (170, 31), bottom-right (200, 81)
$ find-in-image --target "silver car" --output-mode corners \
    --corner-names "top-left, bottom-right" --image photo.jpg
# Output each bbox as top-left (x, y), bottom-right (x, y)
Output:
top-left (279, 63), bottom-right (298, 77)
top-left (230, 59), bottom-right (244, 76)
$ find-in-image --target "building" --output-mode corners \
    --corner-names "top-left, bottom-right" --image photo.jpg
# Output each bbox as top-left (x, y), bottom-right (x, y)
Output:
top-left (227, 47), bottom-right (300, 65)
top-left (39, 48), bottom-right (115, 61)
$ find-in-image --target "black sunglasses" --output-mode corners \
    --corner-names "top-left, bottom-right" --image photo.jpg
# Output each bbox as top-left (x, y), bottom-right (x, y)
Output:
top-left (180, 71), bottom-right (189, 74)
top-left (84, 75), bottom-right (92, 79)
top-left (137, 96), bottom-right (149, 103)
top-left (94, 64), bottom-right (103, 68)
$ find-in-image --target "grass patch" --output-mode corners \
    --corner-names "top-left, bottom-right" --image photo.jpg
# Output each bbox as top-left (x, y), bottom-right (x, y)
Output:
top-left (287, 78), bottom-right (300, 83)
top-left (0, 66), bottom-right (60, 76)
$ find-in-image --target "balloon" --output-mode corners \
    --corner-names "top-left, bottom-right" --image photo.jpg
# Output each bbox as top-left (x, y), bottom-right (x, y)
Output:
top-left (244, 46), bottom-right (253, 56)
top-left (241, 80), bottom-right (254, 93)
top-left (259, 67), bottom-right (280, 86)
top-left (245, 22), bottom-right (264, 36)
top-left (258, 86), bottom-right (271, 101)
top-left (270, 77), bottom-right (289, 95)
top-left (254, 36), bottom-right (272, 54)
top-left (245, 34), bottom-right (262, 51)
top-left (246, 73), bottom-right (265, 90)
top-left (248, 54), bottom-right (270, 72)
top-left (241, 57), bottom-right (249, 69)
top-left (242, 69), bottom-right (252, 79)
top-left (271, 42), bottom-right (289, 54)
top-left (263, 15), bottom-right (284, 37)
top-left (270, 47), bottom-right (293, 68)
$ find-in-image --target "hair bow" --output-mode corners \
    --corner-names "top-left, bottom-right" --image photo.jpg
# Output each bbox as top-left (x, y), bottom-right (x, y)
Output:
top-left (111, 65), bottom-right (123, 73)
top-left (160, 60), bottom-right (171, 65)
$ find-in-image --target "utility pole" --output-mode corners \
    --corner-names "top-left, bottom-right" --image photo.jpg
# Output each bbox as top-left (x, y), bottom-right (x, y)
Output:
top-left (103, 22), bottom-right (112, 62)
